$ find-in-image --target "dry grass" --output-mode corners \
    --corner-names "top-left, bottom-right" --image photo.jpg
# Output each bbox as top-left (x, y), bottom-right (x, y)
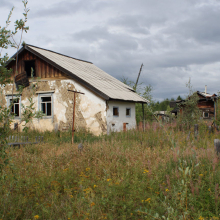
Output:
top-left (0, 124), bottom-right (220, 219)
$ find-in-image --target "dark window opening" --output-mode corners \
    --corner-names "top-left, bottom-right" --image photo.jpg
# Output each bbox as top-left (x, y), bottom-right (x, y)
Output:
top-left (41, 96), bottom-right (52, 116)
top-left (204, 112), bottom-right (209, 118)
top-left (113, 107), bottom-right (119, 116)
top-left (126, 108), bottom-right (131, 116)
top-left (25, 60), bottom-right (36, 77)
top-left (10, 98), bottom-right (20, 117)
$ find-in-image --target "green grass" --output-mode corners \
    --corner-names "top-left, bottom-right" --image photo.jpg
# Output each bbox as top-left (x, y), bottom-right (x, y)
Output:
top-left (1, 123), bottom-right (220, 220)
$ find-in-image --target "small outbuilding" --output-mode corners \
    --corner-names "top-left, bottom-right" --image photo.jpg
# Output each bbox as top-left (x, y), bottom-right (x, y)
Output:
top-left (1, 44), bottom-right (148, 135)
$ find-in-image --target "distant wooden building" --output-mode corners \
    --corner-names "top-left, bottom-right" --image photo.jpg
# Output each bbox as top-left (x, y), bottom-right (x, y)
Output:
top-left (170, 87), bottom-right (218, 121)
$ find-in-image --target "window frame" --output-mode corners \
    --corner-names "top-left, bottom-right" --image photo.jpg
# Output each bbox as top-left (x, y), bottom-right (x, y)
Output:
top-left (126, 108), bottom-right (131, 117)
top-left (6, 95), bottom-right (21, 118)
top-left (113, 106), bottom-right (119, 117)
top-left (203, 112), bottom-right (209, 118)
top-left (38, 92), bottom-right (54, 118)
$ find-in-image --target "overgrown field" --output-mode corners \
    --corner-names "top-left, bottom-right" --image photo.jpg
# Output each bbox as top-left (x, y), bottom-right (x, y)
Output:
top-left (1, 123), bottom-right (220, 220)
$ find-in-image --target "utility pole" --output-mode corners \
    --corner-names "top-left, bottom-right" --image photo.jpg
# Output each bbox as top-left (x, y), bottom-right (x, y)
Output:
top-left (68, 90), bottom-right (85, 144)
top-left (134, 63), bottom-right (145, 131)
top-left (134, 63), bottom-right (143, 92)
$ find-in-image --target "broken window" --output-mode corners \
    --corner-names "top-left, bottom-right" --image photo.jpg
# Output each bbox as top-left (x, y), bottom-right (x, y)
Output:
top-left (113, 107), bottom-right (119, 116)
top-left (126, 108), bottom-right (131, 117)
top-left (40, 96), bottom-right (52, 116)
top-left (203, 112), bottom-right (209, 118)
top-left (24, 60), bottom-right (36, 77)
top-left (10, 98), bottom-right (20, 117)
top-left (6, 95), bottom-right (21, 117)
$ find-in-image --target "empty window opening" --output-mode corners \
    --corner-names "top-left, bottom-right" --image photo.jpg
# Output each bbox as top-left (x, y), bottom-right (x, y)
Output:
top-left (41, 96), bottom-right (52, 116)
top-left (113, 107), bottom-right (119, 116)
top-left (10, 98), bottom-right (20, 117)
top-left (203, 112), bottom-right (209, 118)
top-left (126, 108), bottom-right (131, 116)
top-left (25, 60), bottom-right (36, 77)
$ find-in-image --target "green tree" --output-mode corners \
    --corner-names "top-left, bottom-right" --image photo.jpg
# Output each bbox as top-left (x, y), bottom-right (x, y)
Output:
top-left (177, 95), bottom-right (183, 100)
top-left (177, 79), bottom-right (200, 129)
top-left (0, 1), bottom-right (43, 177)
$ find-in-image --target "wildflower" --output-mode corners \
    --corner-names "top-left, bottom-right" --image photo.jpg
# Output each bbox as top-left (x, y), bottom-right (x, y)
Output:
top-left (198, 216), bottom-right (204, 220)
top-left (178, 193), bottom-right (181, 195)
top-left (34, 215), bottom-right (40, 219)
top-left (130, 213), bottom-right (133, 216)
top-left (199, 174), bottom-right (203, 177)
top-left (90, 202), bottom-right (95, 207)
top-left (208, 188), bottom-right (211, 192)
top-left (86, 168), bottom-right (90, 171)
top-left (145, 198), bottom-right (151, 203)
top-left (69, 195), bottom-right (73, 198)
top-left (155, 192), bottom-right (159, 195)
top-left (143, 169), bottom-right (149, 173)
top-left (142, 200), bottom-right (144, 203)
top-left (165, 189), bottom-right (169, 192)
top-left (107, 179), bottom-right (111, 182)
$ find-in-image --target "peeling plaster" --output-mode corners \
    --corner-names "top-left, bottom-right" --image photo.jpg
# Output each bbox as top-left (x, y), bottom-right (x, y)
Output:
top-left (1, 78), bottom-right (116, 135)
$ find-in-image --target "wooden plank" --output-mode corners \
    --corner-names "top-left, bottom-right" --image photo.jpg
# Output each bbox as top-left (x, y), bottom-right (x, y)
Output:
top-left (46, 62), bottom-right (49, 79)
top-left (37, 59), bottom-right (41, 78)
top-left (54, 68), bottom-right (59, 77)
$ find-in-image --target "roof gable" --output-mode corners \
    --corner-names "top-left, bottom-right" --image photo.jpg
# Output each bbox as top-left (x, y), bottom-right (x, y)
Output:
top-left (7, 44), bottom-right (149, 103)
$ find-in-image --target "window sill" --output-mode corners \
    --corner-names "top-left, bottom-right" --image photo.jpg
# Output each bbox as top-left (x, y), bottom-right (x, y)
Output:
top-left (41, 116), bottom-right (53, 119)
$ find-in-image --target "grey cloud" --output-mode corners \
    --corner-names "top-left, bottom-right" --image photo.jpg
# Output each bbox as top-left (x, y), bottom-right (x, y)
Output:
top-left (30, 0), bottom-right (112, 18)
top-left (73, 26), bottom-right (139, 52)
top-left (109, 15), bottom-right (150, 35)
top-left (165, 4), bottom-right (220, 44)
top-left (1, 0), bottom-right (13, 8)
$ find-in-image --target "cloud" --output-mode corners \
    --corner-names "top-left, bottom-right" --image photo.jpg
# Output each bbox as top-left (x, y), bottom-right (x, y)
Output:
top-left (30, 0), bottom-right (112, 19)
top-left (2, 0), bottom-right (220, 101)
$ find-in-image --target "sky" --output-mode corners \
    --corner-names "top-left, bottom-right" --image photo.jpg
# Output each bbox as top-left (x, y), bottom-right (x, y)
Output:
top-left (1, 0), bottom-right (220, 102)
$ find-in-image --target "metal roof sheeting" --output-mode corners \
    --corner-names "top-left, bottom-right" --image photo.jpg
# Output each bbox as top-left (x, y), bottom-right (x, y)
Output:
top-left (26, 45), bottom-right (149, 103)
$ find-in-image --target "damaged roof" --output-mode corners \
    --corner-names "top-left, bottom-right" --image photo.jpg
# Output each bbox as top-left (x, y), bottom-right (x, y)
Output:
top-left (197, 91), bottom-right (217, 98)
top-left (8, 44), bottom-right (149, 103)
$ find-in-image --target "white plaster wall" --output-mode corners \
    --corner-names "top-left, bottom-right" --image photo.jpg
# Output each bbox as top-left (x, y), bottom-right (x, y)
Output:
top-left (57, 79), bottom-right (107, 135)
top-left (106, 101), bottom-right (136, 133)
top-left (3, 79), bottom-right (107, 135)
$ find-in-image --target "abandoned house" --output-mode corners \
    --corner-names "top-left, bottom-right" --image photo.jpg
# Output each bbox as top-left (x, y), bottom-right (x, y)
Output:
top-left (170, 86), bottom-right (218, 121)
top-left (1, 44), bottom-right (148, 135)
